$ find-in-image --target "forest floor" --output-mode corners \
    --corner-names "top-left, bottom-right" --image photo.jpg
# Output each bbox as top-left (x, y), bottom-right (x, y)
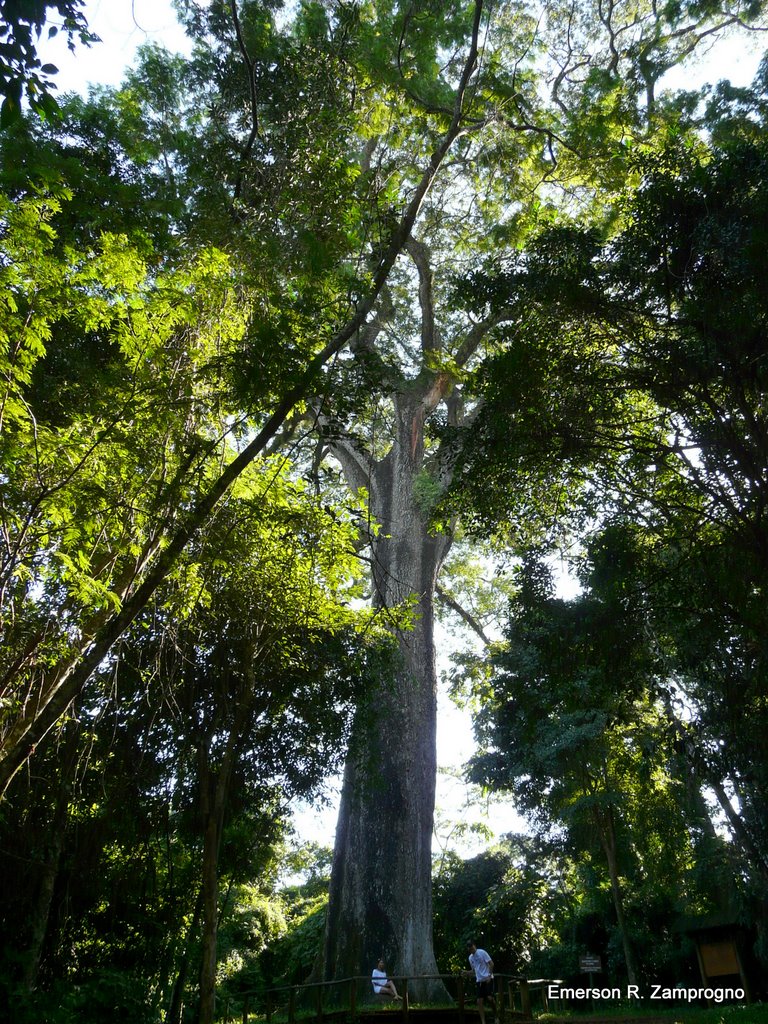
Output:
top-left (534, 1004), bottom-right (768, 1024)
top-left (248, 1003), bottom-right (768, 1024)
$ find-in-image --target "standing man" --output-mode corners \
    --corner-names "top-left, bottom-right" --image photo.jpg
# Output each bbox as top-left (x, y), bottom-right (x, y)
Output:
top-left (466, 940), bottom-right (499, 1024)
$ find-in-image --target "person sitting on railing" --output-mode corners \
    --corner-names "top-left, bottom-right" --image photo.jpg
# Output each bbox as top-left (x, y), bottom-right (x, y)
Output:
top-left (371, 959), bottom-right (402, 1000)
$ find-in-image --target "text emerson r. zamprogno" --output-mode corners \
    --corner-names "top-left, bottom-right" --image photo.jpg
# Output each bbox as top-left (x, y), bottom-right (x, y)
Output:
top-left (547, 984), bottom-right (746, 1003)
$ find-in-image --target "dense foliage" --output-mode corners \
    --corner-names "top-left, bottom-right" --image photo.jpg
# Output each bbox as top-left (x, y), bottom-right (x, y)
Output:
top-left (450, 64), bottom-right (768, 993)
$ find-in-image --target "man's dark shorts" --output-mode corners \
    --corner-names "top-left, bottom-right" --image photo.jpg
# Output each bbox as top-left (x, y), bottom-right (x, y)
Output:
top-left (476, 979), bottom-right (495, 1000)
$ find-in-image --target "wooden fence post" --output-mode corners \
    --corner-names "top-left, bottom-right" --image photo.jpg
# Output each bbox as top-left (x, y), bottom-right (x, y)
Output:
top-left (403, 978), bottom-right (410, 1024)
top-left (266, 991), bottom-right (272, 1024)
top-left (519, 980), bottom-right (532, 1021)
top-left (458, 974), bottom-right (465, 1024)
top-left (316, 983), bottom-right (324, 1022)
top-left (243, 995), bottom-right (250, 1024)
top-left (350, 978), bottom-right (357, 1018)
top-left (288, 987), bottom-right (296, 1024)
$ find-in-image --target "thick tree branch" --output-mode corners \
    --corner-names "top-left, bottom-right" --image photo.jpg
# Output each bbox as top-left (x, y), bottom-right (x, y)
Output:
top-left (453, 307), bottom-right (517, 369)
top-left (311, 402), bottom-right (375, 497)
top-left (349, 309), bottom-right (406, 390)
top-left (435, 584), bottom-right (491, 646)
top-left (406, 237), bottom-right (439, 356)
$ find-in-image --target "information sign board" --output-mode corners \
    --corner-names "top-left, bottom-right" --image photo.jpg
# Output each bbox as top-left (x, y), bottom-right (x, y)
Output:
top-left (579, 955), bottom-right (602, 973)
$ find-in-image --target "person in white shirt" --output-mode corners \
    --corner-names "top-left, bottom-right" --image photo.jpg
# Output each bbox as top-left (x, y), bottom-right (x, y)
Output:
top-left (371, 959), bottom-right (402, 1000)
top-left (465, 940), bottom-right (498, 1024)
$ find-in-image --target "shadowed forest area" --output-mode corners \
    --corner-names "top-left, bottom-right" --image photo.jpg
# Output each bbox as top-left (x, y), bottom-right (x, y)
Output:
top-left (1, 1), bottom-right (768, 1022)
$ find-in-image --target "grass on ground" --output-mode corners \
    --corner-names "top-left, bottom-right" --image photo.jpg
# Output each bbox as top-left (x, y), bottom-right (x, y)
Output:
top-left (537, 1003), bottom-right (768, 1024)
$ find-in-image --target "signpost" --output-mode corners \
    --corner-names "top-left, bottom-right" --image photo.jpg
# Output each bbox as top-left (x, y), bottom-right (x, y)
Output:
top-left (579, 955), bottom-right (602, 973)
top-left (579, 955), bottom-right (602, 1010)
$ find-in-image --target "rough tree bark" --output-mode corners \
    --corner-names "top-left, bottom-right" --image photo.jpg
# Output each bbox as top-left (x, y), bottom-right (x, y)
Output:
top-left (322, 382), bottom-right (452, 998)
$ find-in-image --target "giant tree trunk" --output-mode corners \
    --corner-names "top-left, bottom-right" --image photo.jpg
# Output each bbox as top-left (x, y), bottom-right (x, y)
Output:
top-left (322, 388), bottom-right (452, 999)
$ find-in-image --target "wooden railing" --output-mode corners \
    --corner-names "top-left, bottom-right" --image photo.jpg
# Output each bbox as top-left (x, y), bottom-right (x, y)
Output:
top-left (230, 972), bottom-right (555, 1024)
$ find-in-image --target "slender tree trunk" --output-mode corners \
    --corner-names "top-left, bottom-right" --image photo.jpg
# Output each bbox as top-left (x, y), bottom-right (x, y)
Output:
top-left (711, 777), bottom-right (768, 884)
top-left (663, 696), bottom-right (768, 883)
top-left (196, 673), bottom-right (260, 1024)
top-left (197, 732), bottom-right (241, 1024)
top-left (168, 888), bottom-right (204, 1024)
top-left (20, 723), bottom-right (80, 992)
top-left (323, 392), bottom-right (451, 999)
top-left (595, 807), bottom-right (640, 987)
top-left (198, 787), bottom-right (223, 1024)
top-left (22, 803), bottom-right (66, 991)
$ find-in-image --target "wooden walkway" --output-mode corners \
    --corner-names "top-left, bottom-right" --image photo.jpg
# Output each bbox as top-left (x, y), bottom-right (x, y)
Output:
top-left (317, 1011), bottom-right (662, 1023)
top-left (231, 973), bottom-right (755, 1024)
top-left (241, 974), bottom-right (551, 1024)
